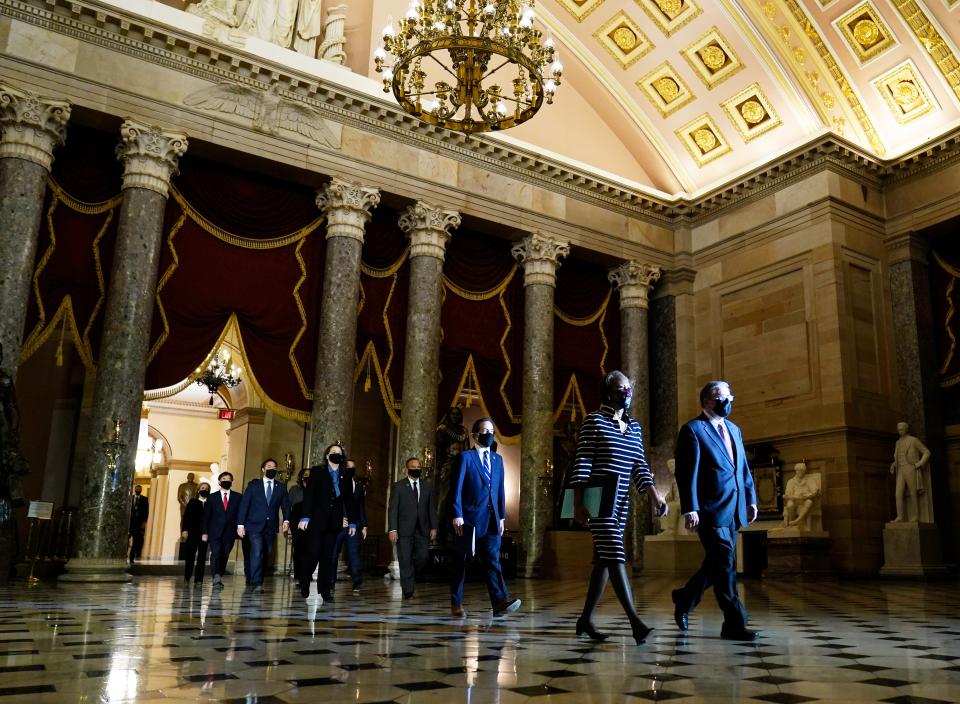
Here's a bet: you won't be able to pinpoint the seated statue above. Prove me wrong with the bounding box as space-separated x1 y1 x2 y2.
780 462 821 532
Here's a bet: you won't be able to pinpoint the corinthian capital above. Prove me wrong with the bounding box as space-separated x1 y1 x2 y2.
116 121 188 197
316 178 381 241
608 261 662 309
512 232 570 287
398 201 461 259
0 83 71 170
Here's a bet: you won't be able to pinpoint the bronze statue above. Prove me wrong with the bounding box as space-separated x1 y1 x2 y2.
435 405 467 530
177 473 199 517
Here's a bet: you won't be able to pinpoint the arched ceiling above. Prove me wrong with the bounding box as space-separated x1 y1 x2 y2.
361 0 960 196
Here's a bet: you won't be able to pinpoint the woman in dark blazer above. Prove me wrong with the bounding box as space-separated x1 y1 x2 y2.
571 371 667 644
288 467 310 591
296 443 356 600
181 481 211 586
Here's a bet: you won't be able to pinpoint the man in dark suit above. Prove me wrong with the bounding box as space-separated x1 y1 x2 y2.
335 459 367 594
237 458 290 593
128 485 149 564
672 380 759 641
181 481 210 586
388 457 437 600
449 417 521 618
202 470 243 590
297 443 357 601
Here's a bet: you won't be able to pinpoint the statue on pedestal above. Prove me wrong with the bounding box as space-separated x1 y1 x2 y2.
658 459 685 535
780 462 821 532
177 473 199 517
435 405 467 528
890 421 933 523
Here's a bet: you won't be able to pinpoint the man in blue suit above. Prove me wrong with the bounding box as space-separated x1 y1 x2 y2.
672 380 759 641
237 458 290 593
449 417 521 618
202 470 243 590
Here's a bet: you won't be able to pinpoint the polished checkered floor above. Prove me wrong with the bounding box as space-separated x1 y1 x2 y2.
0 573 958 703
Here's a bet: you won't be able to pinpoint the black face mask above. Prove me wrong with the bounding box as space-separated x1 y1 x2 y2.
198 489 210 498
329 452 344 466
408 468 422 479
342 468 355 480
220 480 232 490
609 388 632 410
476 432 494 448
264 469 277 479
714 398 733 417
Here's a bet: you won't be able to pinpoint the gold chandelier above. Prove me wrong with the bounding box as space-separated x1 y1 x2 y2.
374 0 562 133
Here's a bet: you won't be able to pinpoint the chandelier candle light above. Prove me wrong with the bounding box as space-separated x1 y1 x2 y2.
195 348 242 405
374 0 562 132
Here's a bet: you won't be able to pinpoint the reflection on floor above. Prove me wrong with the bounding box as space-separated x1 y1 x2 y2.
0 574 958 703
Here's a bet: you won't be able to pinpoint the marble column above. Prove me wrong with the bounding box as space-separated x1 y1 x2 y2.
512 232 569 578
608 261 661 574
309 179 380 465
0 84 70 378
396 201 461 478
61 122 187 583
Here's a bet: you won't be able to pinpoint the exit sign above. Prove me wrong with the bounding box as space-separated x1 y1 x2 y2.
218 409 236 420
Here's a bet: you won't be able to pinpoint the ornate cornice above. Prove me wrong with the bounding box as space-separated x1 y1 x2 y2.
512 232 570 288
0 82 70 169
116 120 188 196
608 262 662 310
316 178 380 242
398 202 461 260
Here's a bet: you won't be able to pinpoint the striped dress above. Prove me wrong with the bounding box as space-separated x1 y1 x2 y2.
569 404 655 563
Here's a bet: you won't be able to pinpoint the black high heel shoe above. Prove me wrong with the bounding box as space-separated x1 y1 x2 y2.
575 617 609 642
631 622 653 645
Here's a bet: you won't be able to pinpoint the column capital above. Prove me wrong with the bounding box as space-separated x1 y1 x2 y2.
316 178 381 241
511 232 570 287
608 261 662 310
398 201 461 259
116 120 188 197
885 231 931 266
0 83 71 170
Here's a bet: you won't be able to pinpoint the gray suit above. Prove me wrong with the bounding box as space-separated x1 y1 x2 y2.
388 477 437 596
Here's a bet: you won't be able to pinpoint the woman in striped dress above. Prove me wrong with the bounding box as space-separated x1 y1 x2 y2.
571 370 667 644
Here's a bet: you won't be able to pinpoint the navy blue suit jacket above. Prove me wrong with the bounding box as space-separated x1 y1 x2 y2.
237 478 290 535
675 414 757 529
450 447 506 539
202 489 243 540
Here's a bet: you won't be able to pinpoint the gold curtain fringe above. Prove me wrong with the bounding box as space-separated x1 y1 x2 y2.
46 178 122 213
354 341 401 427
361 248 409 277
19 297 96 370
447 355 520 445
146 213 187 366
288 238 312 400
555 289 612 326
442 265 517 300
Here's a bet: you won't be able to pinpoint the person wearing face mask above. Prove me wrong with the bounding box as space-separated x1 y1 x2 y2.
448 417 521 618
672 380 759 641
237 458 291 593
570 370 667 645
128 485 149 564
388 457 437 600
181 481 211 587
288 467 310 589
333 459 367 594
297 444 357 601
202 471 243 590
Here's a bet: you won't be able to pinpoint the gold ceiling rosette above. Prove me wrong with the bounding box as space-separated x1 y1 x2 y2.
374 0 562 133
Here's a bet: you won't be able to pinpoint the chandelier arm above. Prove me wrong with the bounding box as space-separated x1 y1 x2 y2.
425 51 460 80
480 57 514 81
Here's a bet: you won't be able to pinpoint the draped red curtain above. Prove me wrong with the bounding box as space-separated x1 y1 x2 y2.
931 239 960 424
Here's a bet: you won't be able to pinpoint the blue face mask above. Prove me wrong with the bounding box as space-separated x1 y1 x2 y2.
714 398 733 417
476 432 494 448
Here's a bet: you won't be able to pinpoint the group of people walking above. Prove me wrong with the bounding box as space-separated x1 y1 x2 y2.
176 369 759 642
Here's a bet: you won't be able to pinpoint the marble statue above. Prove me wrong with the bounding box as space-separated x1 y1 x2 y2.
177 473 199 517
781 462 821 531
435 405 467 530
315 4 348 63
890 421 933 523
659 459 685 535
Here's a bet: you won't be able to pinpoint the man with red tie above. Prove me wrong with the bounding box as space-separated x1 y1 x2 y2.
202 470 243 590
672 381 759 641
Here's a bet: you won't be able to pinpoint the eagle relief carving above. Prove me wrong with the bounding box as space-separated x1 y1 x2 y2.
182 83 342 148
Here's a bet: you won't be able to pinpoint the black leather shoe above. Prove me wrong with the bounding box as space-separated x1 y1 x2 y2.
320 592 334 603
492 598 521 616
721 626 759 641
402 592 414 600
671 589 689 631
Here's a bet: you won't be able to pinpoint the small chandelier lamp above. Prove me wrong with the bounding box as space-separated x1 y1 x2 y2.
374 0 562 133
195 348 242 405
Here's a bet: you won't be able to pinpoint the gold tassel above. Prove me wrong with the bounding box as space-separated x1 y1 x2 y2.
364 355 372 393
55 314 66 367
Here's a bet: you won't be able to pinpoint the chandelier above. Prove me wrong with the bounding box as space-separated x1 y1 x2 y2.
374 0 562 133
195 348 242 405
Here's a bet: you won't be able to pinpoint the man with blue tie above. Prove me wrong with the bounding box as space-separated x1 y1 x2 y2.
237 458 291 593
449 417 521 618
672 381 759 641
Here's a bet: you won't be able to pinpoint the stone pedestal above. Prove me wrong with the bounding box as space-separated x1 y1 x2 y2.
512 233 569 578
766 531 832 578
642 533 703 576
880 522 950 577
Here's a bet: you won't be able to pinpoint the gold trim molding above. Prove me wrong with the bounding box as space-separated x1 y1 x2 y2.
676 113 732 166
634 0 702 37
834 1 898 66
888 0 960 103
873 60 937 124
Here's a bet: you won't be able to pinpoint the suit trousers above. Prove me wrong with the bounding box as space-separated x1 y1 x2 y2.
676 524 748 629
303 529 339 596
208 537 235 579
333 529 363 587
449 517 508 607
246 531 275 586
129 528 145 561
183 538 208 582
397 532 428 595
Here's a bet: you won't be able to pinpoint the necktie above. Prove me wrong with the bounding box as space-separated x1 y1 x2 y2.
223 492 228 510
413 480 419 505
266 481 273 504
717 423 734 462
481 450 491 484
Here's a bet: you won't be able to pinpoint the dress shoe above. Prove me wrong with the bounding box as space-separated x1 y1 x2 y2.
213 575 223 586
254 584 264 594
720 626 759 641
213 581 224 591
671 589 689 631
320 592 334 602
575 617 608 642
402 592 414 600
631 622 653 645
299 586 310 599
492 598 521 616
450 604 466 618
